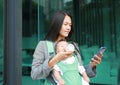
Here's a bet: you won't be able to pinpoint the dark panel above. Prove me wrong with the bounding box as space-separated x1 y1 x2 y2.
3 0 22 85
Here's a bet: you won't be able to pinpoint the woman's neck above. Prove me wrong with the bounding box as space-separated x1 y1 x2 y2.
56 37 65 43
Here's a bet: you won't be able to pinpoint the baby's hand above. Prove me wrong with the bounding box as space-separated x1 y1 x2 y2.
58 79 65 85
84 76 90 83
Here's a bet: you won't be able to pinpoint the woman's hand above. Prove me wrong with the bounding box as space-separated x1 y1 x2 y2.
56 51 73 61
48 51 73 67
90 53 102 69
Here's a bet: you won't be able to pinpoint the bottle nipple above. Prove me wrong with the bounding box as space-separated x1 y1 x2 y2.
66 44 75 52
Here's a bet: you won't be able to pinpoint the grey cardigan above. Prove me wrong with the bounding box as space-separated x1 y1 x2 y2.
31 41 96 80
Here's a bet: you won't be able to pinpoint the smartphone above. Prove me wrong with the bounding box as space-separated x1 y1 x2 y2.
92 47 106 62
97 47 106 54
96 47 106 57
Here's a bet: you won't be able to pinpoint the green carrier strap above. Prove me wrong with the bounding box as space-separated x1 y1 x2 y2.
44 41 55 85
46 41 55 56
45 41 83 85
46 41 82 63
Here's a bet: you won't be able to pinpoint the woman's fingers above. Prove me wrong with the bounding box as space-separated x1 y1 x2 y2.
91 55 102 67
97 52 103 58
94 55 102 61
91 58 100 64
57 51 73 60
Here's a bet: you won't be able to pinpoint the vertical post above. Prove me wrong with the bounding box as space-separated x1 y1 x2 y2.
73 0 80 42
3 0 22 85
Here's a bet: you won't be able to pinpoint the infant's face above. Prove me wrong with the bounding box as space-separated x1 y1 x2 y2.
57 41 68 52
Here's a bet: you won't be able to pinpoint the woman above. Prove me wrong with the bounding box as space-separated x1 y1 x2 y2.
31 10 102 85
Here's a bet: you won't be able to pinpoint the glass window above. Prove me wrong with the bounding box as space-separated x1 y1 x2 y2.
37 0 74 41
22 0 38 84
76 0 120 84
22 0 120 85
0 0 3 85
22 0 74 85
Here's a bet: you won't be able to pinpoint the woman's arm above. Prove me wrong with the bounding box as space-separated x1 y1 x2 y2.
31 41 53 80
85 54 102 78
48 51 73 68
31 41 73 80
84 63 96 78
72 42 102 78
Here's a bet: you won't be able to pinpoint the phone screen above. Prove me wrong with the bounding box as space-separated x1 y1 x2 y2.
96 47 106 56
92 47 106 61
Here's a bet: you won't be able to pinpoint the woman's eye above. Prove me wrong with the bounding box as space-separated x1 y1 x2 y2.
64 23 67 25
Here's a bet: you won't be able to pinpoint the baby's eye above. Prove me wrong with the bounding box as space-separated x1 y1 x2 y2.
69 24 72 26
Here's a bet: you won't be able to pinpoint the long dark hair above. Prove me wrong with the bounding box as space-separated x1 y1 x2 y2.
45 10 74 42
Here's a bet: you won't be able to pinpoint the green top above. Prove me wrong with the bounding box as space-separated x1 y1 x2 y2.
57 57 82 85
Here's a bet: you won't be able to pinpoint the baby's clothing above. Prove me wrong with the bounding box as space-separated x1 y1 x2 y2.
61 56 75 64
53 56 89 85
53 56 85 75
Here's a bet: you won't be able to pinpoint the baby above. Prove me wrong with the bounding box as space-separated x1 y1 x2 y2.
53 40 90 85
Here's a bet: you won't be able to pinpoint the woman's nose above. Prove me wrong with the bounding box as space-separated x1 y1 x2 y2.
67 25 71 30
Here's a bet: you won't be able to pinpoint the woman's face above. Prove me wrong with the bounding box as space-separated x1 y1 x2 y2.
58 15 72 40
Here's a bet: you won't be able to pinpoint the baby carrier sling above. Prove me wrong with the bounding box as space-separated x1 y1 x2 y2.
45 41 83 85
44 41 56 85
46 41 55 56
46 41 82 63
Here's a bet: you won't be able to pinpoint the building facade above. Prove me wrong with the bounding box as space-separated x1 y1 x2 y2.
0 0 120 85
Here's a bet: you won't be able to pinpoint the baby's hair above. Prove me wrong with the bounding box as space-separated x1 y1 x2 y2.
55 39 67 53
